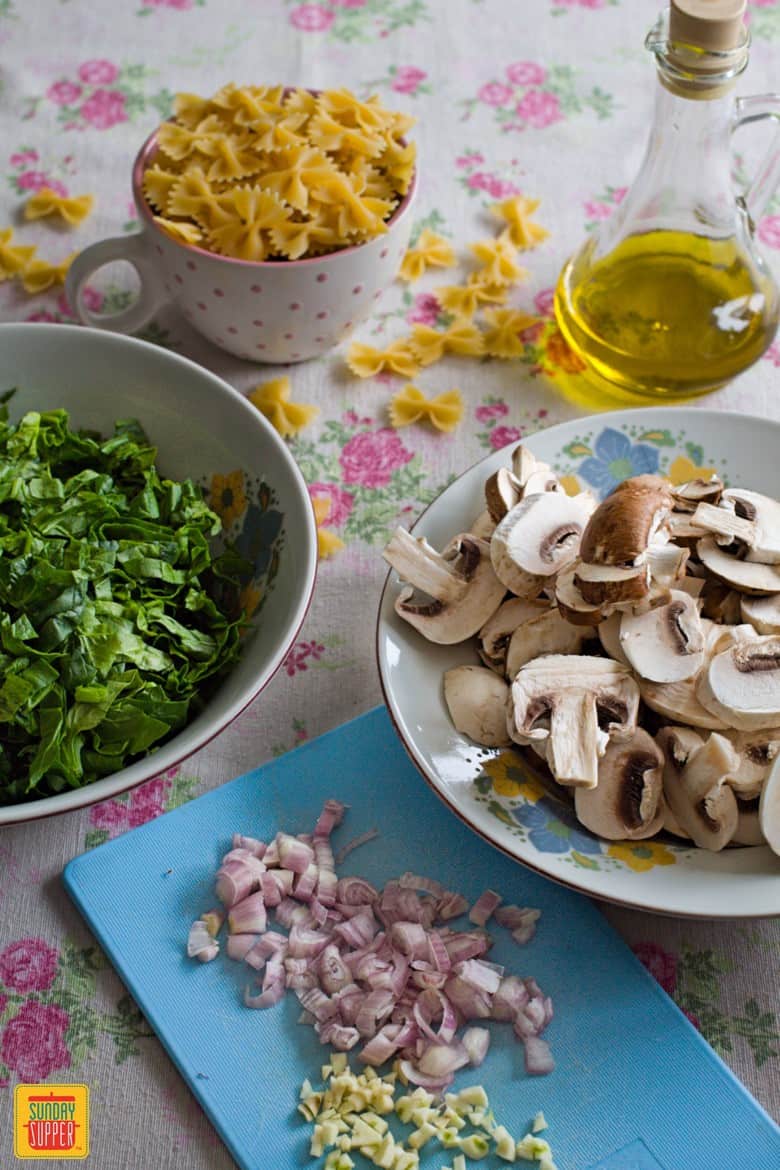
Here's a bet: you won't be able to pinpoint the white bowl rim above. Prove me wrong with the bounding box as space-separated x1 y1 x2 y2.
376 404 780 920
0 322 318 825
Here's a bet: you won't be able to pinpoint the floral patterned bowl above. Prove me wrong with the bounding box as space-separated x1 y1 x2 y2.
0 323 317 825
377 407 780 918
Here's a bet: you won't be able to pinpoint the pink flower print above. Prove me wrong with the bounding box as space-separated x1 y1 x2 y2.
392 66 427 95
308 483 354 528
290 3 335 30
1 1002 71 1083
79 88 128 130
632 941 678 995
758 215 780 249
0 994 7 1016
126 776 172 828
478 82 513 107
17 170 55 192
146 0 195 6
89 800 128 832
534 288 555 317
490 425 522 450
516 89 563 129
26 310 60 323
340 429 413 488
456 151 484 169
58 285 101 316
506 62 546 87
284 640 325 676
331 0 367 7
78 60 119 85
585 200 612 220
764 341 780 368
475 402 509 423
613 187 627 203
10 150 39 167
407 292 440 326
682 1008 701 1030
47 81 83 107
0 939 59 994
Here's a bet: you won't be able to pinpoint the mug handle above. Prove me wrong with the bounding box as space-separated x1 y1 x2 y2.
733 94 780 223
65 232 168 334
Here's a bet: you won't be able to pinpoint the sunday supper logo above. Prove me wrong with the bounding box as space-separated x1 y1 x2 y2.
13 1085 89 1159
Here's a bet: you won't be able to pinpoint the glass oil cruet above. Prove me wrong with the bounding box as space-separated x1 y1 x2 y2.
554 0 780 400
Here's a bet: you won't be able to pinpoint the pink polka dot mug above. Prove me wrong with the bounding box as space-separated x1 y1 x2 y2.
65 129 417 363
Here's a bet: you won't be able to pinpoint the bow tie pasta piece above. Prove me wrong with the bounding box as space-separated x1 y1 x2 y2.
248 377 319 438
399 230 456 283
444 321 484 357
0 229 36 281
469 237 529 287
153 217 204 246
482 307 538 359
143 166 181 214
346 339 420 379
436 285 482 320
208 188 291 261
320 89 394 133
466 273 510 303
168 168 227 229
252 113 310 153
491 196 550 250
205 137 266 184
378 138 416 195
269 219 339 261
389 384 465 432
308 111 385 159
283 88 319 119
409 322 484 366
23 189 94 227
261 147 338 212
156 121 202 162
21 252 74 294
312 499 345 560
173 91 212 127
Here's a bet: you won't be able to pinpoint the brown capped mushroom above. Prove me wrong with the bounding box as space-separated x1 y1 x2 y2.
579 475 673 567
505 607 591 680
383 528 505 644
478 597 550 674
443 666 512 748
574 729 665 840
574 560 650 607
671 476 723 512
554 565 606 627
510 655 639 788
697 635 780 730
490 491 594 598
740 593 780 635
656 729 739 851
485 467 522 524
618 590 705 683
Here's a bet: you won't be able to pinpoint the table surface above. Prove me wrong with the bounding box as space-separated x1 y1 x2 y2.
0 1 779 1165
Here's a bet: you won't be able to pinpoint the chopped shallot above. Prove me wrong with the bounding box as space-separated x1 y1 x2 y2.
186 798 549 1092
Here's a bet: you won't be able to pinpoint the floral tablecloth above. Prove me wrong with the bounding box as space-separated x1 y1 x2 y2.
1 0 780 1163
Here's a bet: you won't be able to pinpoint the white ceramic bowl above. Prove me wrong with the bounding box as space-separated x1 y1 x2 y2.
65 129 417 364
378 407 780 919
0 323 317 825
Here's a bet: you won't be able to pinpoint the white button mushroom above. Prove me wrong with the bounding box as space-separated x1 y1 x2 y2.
505 607 592 680
478 597 550 675
740 593 780 635
491 492 595 599
443 666 512 748
697 635 780 731
618 590 705 683
574 729 665 840
656 729 739 851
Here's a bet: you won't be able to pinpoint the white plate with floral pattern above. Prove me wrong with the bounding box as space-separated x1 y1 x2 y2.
377 407 780 919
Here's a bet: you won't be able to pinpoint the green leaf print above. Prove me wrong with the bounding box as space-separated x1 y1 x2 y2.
487 799 514 827
105 994 155 1064
409 209 448 246
84 828 110 851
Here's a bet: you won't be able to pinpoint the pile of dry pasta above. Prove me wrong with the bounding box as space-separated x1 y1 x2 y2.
141 84 416 261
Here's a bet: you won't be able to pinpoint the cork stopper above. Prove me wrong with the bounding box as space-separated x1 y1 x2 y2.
669 0 746 55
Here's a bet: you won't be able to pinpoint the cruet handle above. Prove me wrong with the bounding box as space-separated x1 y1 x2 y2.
733 94 780 222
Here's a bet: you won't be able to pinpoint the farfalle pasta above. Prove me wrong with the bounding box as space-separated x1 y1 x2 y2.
398 229 456 282
24 189 94 228
481 307 538 359
491 195 549 250
346 339 420 379
389 384 464 433
21 253 74 294
247 377 319 437
140 84 416 261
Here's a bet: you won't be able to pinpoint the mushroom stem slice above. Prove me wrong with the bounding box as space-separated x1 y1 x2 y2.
443 666 512 748
383 527 469 604
697 635 780 731
646 542 690 587
671 476 723 512
724 489 780 565
510 655 639 788
574 729 665 840
692 500 757 549
618 590 705 683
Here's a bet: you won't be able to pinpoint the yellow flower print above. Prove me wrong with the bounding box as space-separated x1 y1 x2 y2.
668 455 719 487
559 474 582 497
607 841 677 872
483 751 546 802
210 470 248 529
239 581 263 619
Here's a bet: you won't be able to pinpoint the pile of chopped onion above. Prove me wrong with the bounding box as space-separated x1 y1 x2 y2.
186 799 553 1093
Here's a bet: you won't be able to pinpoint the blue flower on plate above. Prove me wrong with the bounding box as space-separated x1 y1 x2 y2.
578 428 660 497
512 798 603 856
236 502 283 579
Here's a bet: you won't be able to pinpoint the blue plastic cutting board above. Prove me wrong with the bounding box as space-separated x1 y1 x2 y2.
64 707 780 1170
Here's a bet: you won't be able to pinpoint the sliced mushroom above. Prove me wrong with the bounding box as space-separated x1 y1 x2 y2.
663 802 692 840
470 509 497 540
676 574 706 601
443 666 512 747
697 536 780 595
758 753 780 857
478 597 550 674
640 679 730 730
697 635 780 730
574 560 650 606
574 730 665 840
740 593 780 635
384 528 505 644
646 542 690 588
510 445 558 492
732 799 765 846
598 612 630 666
510 655 639 788
554 565 606 626
618 590 705 683
719 489 780 564
721 728 780 800
490 491 594 598
579 475 673 567
505 607 591 680
671 476 723 512
485 467 522 523
656 728 739 851
700 579 744 625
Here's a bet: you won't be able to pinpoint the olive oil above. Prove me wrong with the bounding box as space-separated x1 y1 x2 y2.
555 229 779 399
